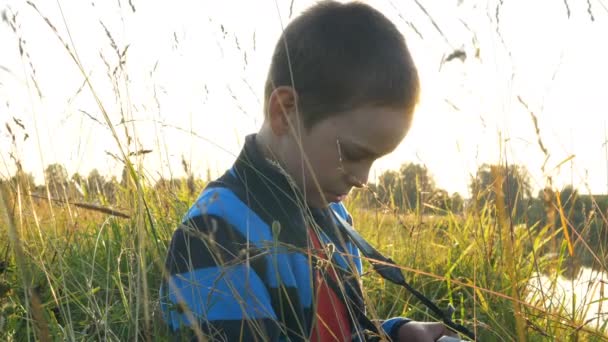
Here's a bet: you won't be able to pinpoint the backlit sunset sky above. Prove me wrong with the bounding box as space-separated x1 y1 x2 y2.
1 0 607 196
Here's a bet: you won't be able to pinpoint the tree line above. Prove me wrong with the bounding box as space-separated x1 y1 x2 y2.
354 162 608 268
3 162 607 261
4 162 608 219
0 163 201 206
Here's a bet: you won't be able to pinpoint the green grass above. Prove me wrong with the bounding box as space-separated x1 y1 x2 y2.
0 177 606 341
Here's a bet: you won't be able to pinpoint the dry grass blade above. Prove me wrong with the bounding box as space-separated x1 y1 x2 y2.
30 193 131 218
412 0 451 46
555 190 575 257
518 96 548 158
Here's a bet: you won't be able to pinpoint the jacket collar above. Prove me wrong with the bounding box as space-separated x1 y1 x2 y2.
213 134 345 247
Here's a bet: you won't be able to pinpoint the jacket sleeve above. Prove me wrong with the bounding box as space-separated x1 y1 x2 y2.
382 317 412 341
160 214 280 341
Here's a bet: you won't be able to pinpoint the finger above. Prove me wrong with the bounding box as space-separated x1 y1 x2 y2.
436 336 462 342
423 322 453 340
443 327 459 337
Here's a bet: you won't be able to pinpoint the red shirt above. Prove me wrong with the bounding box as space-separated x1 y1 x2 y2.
309 228 352 342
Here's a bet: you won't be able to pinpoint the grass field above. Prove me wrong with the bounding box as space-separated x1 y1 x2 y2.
0 174 606 341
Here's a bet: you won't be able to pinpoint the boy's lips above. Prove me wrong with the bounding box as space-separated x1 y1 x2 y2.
326 191 348 202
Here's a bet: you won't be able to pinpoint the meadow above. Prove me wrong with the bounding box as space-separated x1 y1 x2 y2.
0 168 607 341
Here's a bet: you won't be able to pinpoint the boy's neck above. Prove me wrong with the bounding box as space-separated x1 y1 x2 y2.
255 126 279 165
254 128 313 206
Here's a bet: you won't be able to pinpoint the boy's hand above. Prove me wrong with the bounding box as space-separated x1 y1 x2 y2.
397 321 459 342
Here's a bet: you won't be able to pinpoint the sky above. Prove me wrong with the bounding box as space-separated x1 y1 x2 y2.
1 0 608 197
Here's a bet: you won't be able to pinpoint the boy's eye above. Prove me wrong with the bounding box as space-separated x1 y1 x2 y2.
342 148 366 162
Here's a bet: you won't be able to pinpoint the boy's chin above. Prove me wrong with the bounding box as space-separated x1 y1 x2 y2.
324 192 347 203
306 198 328 209
307 193 346 208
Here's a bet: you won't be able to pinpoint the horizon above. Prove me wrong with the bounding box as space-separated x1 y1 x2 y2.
2 0 608 198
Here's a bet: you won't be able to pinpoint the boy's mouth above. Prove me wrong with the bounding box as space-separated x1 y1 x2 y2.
326 191 348 202
335 194 347 202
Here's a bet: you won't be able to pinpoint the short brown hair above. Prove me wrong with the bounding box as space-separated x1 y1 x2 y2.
264 1 420 129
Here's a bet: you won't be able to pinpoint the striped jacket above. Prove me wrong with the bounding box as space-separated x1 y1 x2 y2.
160 134 409 341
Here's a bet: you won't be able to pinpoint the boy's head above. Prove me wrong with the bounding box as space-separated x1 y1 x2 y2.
260 0 420 208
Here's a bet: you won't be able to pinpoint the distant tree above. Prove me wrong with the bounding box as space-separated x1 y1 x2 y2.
400 163 436 211
450 192 464 213
103 176 119 204
376 163 436 211
121 165 130 187
559 186 580 213
377 169 400 206
1 172 36 200
558 185 585 229
87 169 106 198
71 173 84 184
10 171 36 191
367 183 381 208
526 191 545 227
535 186 608 266
349 183 380 209
44 163 69 198
429 189 450 213
155 178 184 193
470 164 532 222
69 173 85 199
45 163 68 184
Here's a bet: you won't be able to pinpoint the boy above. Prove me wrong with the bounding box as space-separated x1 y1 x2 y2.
161 1 457 341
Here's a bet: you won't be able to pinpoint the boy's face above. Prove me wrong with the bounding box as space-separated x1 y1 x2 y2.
279 104 412 208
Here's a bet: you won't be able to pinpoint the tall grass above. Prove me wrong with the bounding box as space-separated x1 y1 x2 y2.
1 174 607 340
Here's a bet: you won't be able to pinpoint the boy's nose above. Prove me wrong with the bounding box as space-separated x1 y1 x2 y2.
348 176 364 188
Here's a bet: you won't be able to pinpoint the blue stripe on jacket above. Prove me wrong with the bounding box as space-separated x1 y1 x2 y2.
164 265 276 326
184 187 273 247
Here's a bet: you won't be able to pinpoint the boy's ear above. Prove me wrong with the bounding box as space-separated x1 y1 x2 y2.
267 86 298 136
